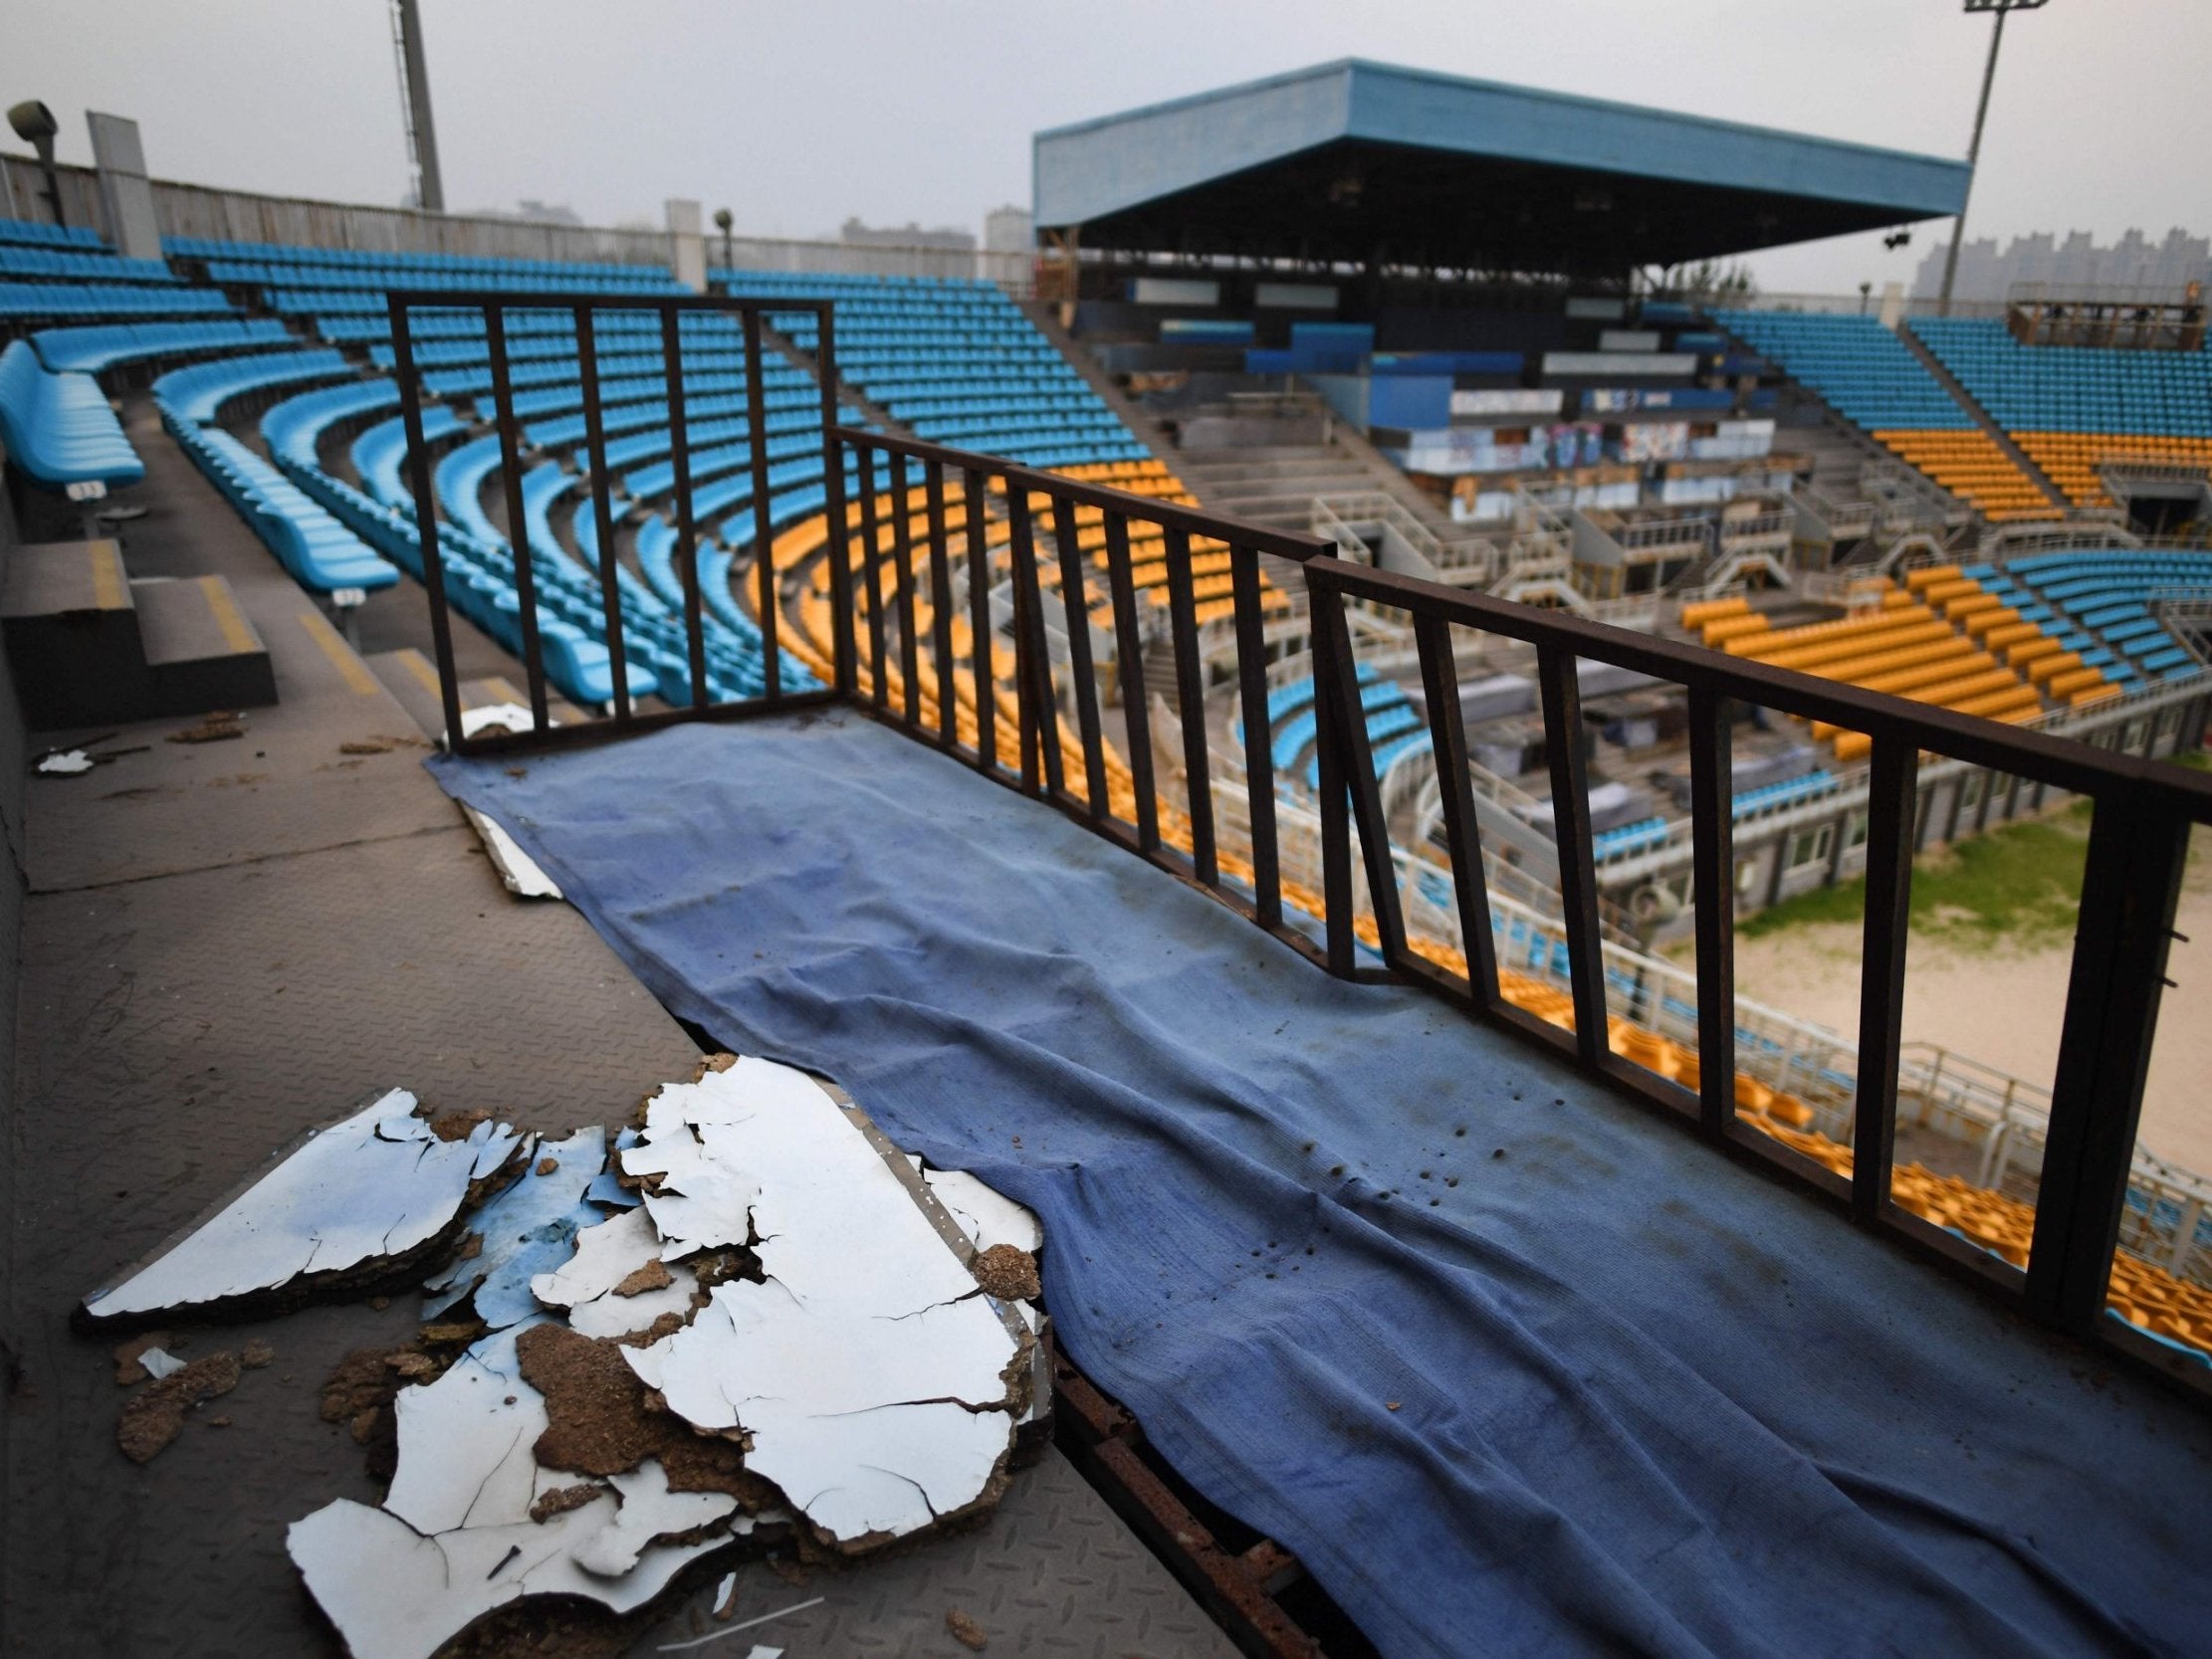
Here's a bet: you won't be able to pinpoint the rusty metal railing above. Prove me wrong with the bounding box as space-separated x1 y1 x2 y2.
389 289 2212 1399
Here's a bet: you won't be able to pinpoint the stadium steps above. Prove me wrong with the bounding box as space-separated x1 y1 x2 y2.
1171 445 1382 531
366 646 586 741
1018 300 1177 459
1895 326 2069 510
1 537 274 726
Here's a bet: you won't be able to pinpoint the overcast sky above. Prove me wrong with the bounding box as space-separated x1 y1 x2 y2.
15 0 2212 292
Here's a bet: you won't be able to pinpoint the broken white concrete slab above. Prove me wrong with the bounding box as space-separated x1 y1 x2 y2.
585 1126 643 1208
568 1465 741 1578
622 1060 1021 1546
424 1127 604 1329
529 1205 701 1341
291 1478 730 1659
456 702 543 740
620 1061 817 1258
137 1347 186 1381
923 1168 1042 1256
85 1090 527 1322
460 803 562 900
382 1320 567 1535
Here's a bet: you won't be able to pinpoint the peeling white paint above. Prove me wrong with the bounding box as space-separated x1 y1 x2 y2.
424 1128 605 1330
382 1320 570 1536
585 1127 644 1209
622 1061 1020 1545
457 703 544 739
137 1347 186 1380
35 749 95 775
460 804 562 901
85 1092 526 1322
290 1482 729 1659
568 1465 741 1579
922 1168 1042 1256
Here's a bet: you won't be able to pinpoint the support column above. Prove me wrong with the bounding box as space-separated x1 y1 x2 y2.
666 198 707 293
85 113 160 259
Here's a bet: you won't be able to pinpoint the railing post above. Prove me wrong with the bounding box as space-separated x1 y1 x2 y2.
2025 797 2190 1330
482 303 551 731
741 306 780 701
1536 643 1609 1066
573 304 633 724
1687 685 1736 1135
1311 566 1406 967
385 293 466 751
816 311 855 697
1161 525 1217 887
1853 734 1918 1221
658 304 709 709
1412 612 1498 1005
1229 544 1281 930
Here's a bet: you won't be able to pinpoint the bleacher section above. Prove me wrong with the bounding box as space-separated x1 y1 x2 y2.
716 270 1147 471
1686 574 2095 763
1243 666 1431 791
1712 310 2057 522
1996 550 2212 686
31 317 297 374
1909 317 2212 511
0 215 106 250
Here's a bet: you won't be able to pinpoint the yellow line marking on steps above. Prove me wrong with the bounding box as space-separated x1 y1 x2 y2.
197 577 260 654
297 608 381 695
395 648 441 695
90 542 126 610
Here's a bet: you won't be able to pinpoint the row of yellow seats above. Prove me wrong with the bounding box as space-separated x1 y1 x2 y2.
2013 433 2212 508
1717 598 1930 658
1875 431 2061 518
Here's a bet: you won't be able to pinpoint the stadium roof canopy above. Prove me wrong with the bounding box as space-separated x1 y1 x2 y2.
1033 60 1972 275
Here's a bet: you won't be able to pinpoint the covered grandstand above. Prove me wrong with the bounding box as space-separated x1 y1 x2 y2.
3 60 2212 1659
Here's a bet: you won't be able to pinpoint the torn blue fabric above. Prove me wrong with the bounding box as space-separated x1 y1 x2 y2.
432 714 2212 1659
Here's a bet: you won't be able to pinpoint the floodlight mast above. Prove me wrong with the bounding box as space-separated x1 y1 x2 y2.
1938 0 2051 315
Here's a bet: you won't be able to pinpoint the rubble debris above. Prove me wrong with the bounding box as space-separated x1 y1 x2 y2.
461 803 563 900
531 1484 603 1524
241 1340 276 1369
584 1128 645 1209
922 1169 1042 1256
622 1060 1024 1548
289 1480 732 1659
112 1331 172 1384
385 1321 591 1536
970 1244 1040 1303
711 1572 739 1620
424 1128 605 1330
166 713 245 743
613 1259 672 1298
339 739 395 755
34 748 95 775
458 703 542 740
530 1207 704 1342
83 1089 527 1323
946 1608 990 1651
137 1347 188 1381
117 1350 241 1464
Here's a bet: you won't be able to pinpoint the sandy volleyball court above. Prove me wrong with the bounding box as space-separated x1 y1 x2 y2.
1727 836 2212 1175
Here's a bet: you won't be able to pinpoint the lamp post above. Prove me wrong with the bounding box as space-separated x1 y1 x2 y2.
1937 0 2051 316
6 102 66 228
713 207 734 276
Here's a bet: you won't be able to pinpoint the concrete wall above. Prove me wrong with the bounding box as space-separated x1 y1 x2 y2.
0 479 26 1147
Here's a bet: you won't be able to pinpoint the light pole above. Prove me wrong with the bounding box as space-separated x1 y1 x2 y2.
713 207 734 275
1937 0 2051 316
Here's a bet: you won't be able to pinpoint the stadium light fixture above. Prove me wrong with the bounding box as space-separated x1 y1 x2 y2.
1939 0 2053 315
7 100 66 228
714 207 734 272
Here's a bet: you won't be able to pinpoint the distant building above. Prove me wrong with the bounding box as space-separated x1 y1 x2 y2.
840 216 975 252
467 198 587 227
984 205 1032 254
1912 228 2210 300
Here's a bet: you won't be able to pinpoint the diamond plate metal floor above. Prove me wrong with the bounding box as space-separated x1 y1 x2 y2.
2 415 1241 1659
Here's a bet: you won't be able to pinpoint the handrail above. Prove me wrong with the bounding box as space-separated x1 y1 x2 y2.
388 286 2212 1399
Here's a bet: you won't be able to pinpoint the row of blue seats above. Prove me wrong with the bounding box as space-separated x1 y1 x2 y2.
210 261 681 293
1732 769 1837 818
1711 311 1972 433
2004 550 2206 681
170 237 673 281
0 217 106 250
419 350 779 393
1594 817 1671 862
0 283 235 318
0 339 143 489
160 408 396 594
0 247 178 283
1912 318 2212 436
150 348 351 425
33 317 298 374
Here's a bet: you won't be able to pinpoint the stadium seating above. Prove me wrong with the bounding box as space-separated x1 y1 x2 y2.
0 282 236 319
0 337 144 489
1910 317 2212 511
716 270 1147 471
0 216 108 250
31 317 298 374
160 416 397 594
149 348 352 425
1712 311 2058 521
1999 549 2211 686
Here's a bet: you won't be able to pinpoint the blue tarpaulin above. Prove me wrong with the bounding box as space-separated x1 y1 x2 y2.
432 714 2212 1659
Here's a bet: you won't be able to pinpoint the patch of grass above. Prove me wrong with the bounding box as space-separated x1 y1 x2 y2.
2173 747 2210 773
1739 807 2092 947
